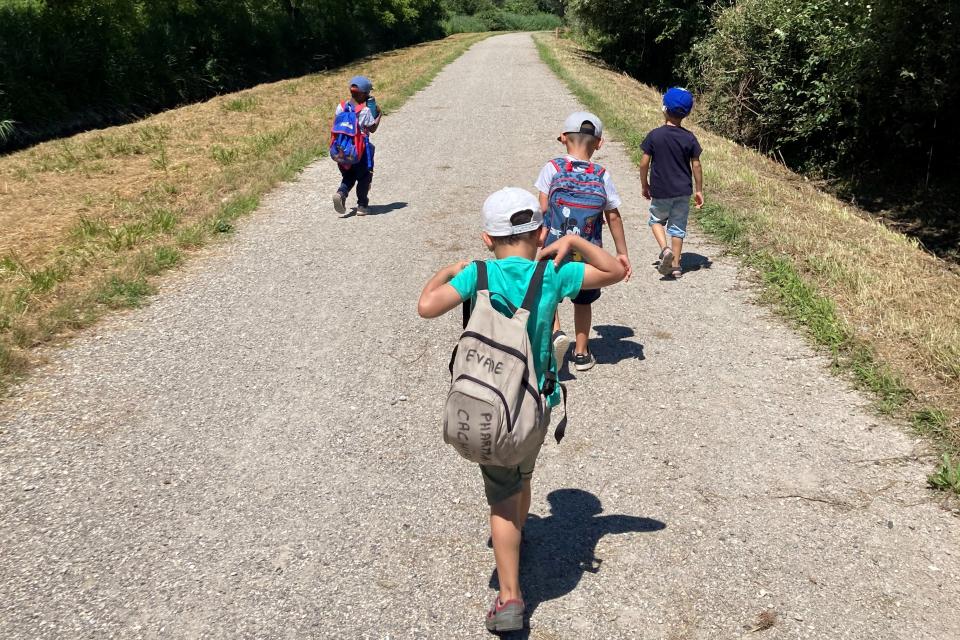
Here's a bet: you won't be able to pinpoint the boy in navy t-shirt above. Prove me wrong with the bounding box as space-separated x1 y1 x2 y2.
639 87 704 278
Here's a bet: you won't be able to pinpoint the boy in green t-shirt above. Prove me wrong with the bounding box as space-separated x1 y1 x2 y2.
418 187 625 633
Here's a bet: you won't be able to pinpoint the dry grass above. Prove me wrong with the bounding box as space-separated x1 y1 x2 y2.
535 34 960 447
0 33 489 388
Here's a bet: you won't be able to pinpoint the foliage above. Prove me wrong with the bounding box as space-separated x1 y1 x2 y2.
569 0 721 88
929 453 960 494
0 0 446 149
444 10 562 33
688 0 960 184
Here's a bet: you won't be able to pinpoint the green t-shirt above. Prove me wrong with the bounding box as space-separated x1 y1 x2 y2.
449 257 585 407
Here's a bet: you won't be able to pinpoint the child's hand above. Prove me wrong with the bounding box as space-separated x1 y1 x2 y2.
617 254 632 282
694 191 704 209
642 185 651 200
448 260 470 278
539 236 575 266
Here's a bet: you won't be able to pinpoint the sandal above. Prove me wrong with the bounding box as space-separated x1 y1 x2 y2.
485 597 525 632
657 248 675 276
671 266 683 278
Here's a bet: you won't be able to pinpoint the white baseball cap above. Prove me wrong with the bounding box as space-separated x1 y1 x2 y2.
559 111 603 141
482 188 543 237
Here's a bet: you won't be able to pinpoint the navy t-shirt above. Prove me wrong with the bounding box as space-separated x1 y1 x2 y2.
640 125 703 199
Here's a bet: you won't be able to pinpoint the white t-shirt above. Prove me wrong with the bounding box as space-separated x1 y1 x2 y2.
335 101 376 134
534 155 622 211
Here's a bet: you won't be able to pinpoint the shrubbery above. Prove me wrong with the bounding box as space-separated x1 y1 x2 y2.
573 0 960 192
0 0 446 149
442 0 564 34
569 0 718 88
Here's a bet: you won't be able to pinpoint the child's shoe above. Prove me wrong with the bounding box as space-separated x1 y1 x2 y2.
573 350 595 371
485 597 525 632
656 248 675 276
356 205 369 216
332 192 346 215
552 330 570 368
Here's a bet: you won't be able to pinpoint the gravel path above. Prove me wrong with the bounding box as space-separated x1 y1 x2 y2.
2 34 959 640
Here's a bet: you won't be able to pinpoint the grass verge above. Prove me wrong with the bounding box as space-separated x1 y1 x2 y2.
535 33 960 492
0 32 490 392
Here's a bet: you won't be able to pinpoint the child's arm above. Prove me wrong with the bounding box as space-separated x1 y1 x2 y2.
540 236 625 289
691 157 704 208
639 153 652 200
603 208 632 281
538 191 548 213
417 261 469 318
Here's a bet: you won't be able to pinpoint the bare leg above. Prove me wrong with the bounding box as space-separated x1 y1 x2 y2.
651 222 668 250
490 494 523 602
671 236 683 268
553 310 561 333
573 303 592 354
518 479 532 531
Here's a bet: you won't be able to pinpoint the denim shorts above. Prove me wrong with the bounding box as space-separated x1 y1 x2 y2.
648 196 690 238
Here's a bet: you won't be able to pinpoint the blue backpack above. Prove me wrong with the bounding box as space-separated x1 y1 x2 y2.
329 101 367 167
544 157 608 260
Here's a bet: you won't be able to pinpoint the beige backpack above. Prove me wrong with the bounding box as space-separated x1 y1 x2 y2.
444 260 564 467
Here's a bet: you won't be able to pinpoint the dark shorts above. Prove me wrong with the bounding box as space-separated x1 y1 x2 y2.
571 287 601 305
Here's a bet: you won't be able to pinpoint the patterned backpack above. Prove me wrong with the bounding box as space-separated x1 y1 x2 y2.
329 101 366 167
544 157 608 261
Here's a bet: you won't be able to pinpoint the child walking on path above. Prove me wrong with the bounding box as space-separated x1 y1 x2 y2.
535 112 632 372
640 87 704 278
417 188 625 633
331 75 381 216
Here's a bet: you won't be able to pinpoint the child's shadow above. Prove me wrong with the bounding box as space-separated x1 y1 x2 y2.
489 489 666 637
592 325 645 365
680 252 712 272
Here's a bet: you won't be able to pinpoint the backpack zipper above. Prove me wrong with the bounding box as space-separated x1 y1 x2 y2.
455 374 513 433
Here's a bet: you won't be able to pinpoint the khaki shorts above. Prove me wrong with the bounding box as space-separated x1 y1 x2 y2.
479 407 551 506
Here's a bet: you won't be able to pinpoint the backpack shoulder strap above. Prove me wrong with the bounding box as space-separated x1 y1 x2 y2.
518 259 549 314
461 260 488 329
550 157 565 172
475 260 488 291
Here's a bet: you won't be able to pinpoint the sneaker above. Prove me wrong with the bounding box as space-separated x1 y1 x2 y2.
356 205 369 216
332 193 346 215
552 330 570 368
485 597 525 633
573 351 595 371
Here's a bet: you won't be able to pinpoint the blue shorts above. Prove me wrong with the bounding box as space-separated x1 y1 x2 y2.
648 196 690 239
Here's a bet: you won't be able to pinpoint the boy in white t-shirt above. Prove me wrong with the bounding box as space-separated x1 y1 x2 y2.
332 76 381 216
534 112 632 371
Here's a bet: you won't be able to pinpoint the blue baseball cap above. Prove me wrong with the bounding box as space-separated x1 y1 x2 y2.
663 87 694 116
349 75 373 93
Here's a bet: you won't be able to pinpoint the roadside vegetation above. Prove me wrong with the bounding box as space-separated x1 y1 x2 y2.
568 0 959 262
443 0 563 34
0 0 447 150
535 33 960 491
0 33 489 391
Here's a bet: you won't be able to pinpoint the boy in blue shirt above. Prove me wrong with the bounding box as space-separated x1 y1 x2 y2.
640 87 704 278
418 187 625 633
332 76 381 216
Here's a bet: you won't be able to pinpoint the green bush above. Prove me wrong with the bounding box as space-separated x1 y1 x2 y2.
444 10 562 33
688 0 960 185
0 0 446 149
688 0 868 171
569 0 719 88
